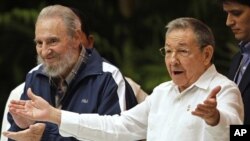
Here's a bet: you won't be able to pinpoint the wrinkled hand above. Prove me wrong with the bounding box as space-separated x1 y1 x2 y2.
9 105 35 129
192 86 221 126
2 123 45 141
9 89 37 128
9 88 55 122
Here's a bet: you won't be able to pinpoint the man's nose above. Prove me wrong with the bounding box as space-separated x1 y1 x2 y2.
40 45 52 56
226 14 234 27
169 51 178 64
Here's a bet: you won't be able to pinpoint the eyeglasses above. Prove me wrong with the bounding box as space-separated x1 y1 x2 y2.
159 47 191 58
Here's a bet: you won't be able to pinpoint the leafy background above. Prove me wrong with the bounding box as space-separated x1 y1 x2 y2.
0 0 239 132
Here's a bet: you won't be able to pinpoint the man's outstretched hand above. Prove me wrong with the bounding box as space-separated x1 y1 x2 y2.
192 86 221 126
8 88 61 125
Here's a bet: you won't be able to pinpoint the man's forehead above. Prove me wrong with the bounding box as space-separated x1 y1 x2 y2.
166 29 194 41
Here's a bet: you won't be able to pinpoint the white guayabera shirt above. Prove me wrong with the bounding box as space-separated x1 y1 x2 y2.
59 65 244 141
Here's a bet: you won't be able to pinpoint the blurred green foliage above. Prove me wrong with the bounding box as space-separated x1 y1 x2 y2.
0 0 239 131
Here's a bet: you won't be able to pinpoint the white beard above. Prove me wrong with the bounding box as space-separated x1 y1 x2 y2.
37 47 78 77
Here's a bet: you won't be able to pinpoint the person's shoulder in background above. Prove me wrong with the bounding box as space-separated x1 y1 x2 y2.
125 77 148 103
1 82 25 141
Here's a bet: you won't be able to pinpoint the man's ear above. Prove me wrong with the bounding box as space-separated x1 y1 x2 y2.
203 45 213 65
73 30 83 49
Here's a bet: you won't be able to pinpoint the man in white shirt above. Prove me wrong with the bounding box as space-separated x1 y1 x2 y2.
3 17 244 141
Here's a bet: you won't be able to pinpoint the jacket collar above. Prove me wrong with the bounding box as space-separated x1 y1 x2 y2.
239 41 250 54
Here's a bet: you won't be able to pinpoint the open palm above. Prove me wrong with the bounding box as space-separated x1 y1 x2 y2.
15 88 53 122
